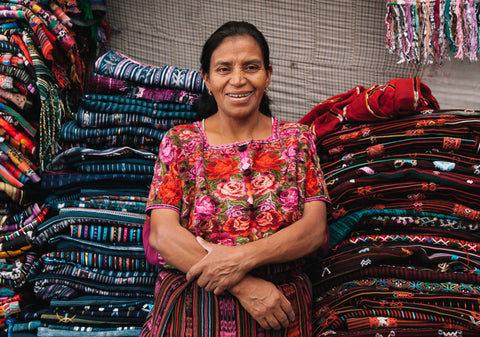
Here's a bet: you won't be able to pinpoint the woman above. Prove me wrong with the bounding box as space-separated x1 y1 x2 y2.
141 21 330 337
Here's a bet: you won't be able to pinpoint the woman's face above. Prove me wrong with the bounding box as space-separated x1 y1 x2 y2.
203 34 272 120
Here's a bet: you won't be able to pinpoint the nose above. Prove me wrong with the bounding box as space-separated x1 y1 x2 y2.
230 67 246 85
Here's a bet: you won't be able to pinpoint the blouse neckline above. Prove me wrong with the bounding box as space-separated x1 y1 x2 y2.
196 117 279 149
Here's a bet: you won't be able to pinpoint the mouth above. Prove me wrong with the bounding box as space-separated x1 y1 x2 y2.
226 91 253 98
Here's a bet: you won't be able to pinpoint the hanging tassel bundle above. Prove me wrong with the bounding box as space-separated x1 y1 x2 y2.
386 0 480 64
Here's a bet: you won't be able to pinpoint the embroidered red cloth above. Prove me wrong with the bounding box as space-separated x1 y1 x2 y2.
299 77 439 140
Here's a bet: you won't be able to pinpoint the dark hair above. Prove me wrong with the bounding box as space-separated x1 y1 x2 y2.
193 21 272 119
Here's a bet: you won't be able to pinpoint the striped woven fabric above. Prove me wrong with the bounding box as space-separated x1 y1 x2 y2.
81 94 196 117
60 120 166 143
94 50 207 94
88 73 200 105
75 107 190 129
300 100 480 335
48 146 157 171
141 270 313 337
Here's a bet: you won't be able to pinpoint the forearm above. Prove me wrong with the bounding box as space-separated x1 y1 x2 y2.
239 200 328 271
149 209 206 273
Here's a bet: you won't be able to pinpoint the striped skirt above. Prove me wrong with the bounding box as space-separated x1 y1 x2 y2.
140 269 313 337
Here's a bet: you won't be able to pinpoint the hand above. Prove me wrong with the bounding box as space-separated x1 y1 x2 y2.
231 275 295 330
186 237 250 295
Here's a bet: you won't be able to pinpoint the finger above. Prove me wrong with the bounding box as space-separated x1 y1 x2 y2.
265 315 282 330
213 286 226 296
280 299 295 323
273 310 290 329
195 274 207 288
196 236 212 253
258 318 271 330
204 279 218 292
186 265 200 282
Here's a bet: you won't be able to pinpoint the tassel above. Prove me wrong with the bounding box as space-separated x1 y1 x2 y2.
424 0 432 63
465 0 478 61
437 1 447 59
385 3 396 54
406 1 414 62
455 0 465 59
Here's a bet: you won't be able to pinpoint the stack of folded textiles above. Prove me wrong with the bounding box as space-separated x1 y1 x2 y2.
30 50 206 337
300 78 480 336
0 1 104 335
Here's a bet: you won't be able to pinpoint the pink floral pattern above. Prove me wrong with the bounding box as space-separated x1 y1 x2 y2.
146 118 329 258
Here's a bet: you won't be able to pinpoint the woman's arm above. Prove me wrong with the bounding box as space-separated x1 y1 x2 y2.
148 207 295 330
148 208 206 273
187 200 328 294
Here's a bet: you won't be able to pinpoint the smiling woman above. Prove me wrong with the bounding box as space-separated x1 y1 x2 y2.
141 21 331 337
203 34 271 127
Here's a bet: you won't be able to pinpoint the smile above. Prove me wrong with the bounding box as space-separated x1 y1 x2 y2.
227 92 252 98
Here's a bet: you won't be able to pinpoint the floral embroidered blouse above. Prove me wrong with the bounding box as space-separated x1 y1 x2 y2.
144 118 330 266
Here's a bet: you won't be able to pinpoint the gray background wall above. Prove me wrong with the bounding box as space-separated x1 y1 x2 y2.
103 1 480 122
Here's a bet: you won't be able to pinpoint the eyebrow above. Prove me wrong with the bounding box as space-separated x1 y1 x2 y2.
213 59 263 67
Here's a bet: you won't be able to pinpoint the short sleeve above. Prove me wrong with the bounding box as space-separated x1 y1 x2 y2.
299 126 330 203
146 129 184 214
143 128 186 266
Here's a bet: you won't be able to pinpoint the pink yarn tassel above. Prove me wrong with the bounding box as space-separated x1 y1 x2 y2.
454 1 464 59
466 0 478 61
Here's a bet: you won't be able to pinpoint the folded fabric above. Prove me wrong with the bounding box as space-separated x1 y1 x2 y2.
39 171 153 190
321 136 479 163
330 199 480 223
34 208 146 246
60 120 166 143
335 232 480 253
0 203 44 233
321 148 480 174
48 146 156 171
329 179 480 210
75 107 190 129
39 257 156 287
317 110 480 151
49 295 152 308
352 213 480 240
63 141 159 154
32 277 154 300
73 160 154 175
0 253 38 288
37 326 142 337
321 277 480 299
88 72 200 105
58 197 146 214
48 235 145 255
324 155 480 186
299 77 439 140
81 94 196 117
325 208 469 250
94 50 206 93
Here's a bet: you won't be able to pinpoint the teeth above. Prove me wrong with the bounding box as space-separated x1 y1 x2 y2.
228 92 251 98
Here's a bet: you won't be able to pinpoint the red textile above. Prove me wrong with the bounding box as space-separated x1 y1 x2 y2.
299 77 439 140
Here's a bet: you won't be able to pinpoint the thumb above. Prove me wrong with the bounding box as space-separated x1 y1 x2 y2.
196 236 213 253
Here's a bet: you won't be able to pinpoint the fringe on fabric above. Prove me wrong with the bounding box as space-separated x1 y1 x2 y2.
385 0 480 64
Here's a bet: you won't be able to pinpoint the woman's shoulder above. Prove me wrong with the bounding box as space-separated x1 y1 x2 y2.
166 122 202 139
162 122 204 149
277 119 311 136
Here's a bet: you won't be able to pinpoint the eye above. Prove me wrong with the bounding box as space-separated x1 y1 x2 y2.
216 66 230 73
245 64 261 72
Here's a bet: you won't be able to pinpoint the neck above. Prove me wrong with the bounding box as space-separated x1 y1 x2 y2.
205 113 269 145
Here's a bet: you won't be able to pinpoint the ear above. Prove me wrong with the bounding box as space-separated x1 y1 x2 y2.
202 70 211 92
265 64 273 89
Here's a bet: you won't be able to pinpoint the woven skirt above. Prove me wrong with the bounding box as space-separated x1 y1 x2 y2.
140 269 313 337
